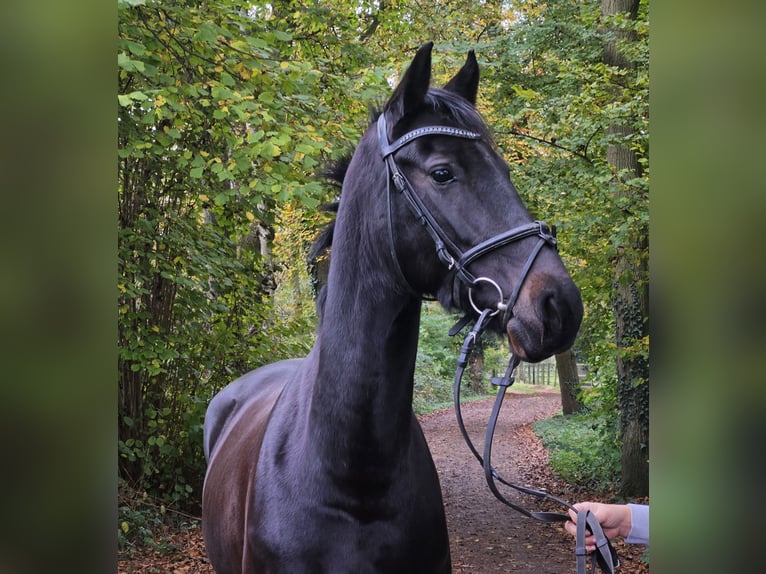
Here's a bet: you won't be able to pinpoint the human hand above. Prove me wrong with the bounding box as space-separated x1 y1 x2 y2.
563 502 631 553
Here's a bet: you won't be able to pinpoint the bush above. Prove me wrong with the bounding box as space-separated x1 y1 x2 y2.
118 502 167 557
117 479 198 557
413 304 507 414
118 396 208 512
533 412 621 494
413 306 461 414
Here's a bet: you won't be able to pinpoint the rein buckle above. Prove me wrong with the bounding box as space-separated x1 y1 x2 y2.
491 374 514 388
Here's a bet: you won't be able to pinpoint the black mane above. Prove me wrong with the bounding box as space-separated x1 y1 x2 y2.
307 156 346 266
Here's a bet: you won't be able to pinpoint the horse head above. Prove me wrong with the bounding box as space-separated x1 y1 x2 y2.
370 42 583 362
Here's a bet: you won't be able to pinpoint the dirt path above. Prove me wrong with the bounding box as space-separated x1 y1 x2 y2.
118 390 648 573
422 391 577 573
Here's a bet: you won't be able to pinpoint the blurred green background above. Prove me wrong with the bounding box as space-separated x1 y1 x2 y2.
1 1 766 573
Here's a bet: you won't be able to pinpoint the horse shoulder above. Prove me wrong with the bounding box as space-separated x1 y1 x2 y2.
202 358 302 574
203 358 302 461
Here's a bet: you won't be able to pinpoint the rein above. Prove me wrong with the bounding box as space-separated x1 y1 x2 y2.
452 313 619 574
377 113 619 573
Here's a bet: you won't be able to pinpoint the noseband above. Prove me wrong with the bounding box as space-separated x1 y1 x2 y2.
378 113 618 574
377 113 556 321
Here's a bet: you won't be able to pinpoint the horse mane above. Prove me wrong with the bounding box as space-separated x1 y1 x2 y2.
307 102 378 270
307 156 346 266
307 155 347 318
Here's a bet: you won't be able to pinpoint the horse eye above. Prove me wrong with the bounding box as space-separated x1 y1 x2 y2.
430 168 454 184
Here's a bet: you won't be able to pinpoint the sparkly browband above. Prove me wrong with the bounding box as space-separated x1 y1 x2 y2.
380 124 482 157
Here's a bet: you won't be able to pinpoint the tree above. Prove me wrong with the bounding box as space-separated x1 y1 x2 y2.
118 0 333 506
556 349 585 414
600 0 649 497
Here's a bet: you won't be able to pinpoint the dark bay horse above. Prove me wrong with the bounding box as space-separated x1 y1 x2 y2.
202 43 583 573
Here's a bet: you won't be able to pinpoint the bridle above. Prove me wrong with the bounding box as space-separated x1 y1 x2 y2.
378 113 619 573
378 113 555 321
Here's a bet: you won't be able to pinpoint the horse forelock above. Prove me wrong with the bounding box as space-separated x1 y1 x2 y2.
420 88 493 143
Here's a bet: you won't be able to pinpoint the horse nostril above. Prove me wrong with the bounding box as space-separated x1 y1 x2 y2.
539 290 564 335
537 281 582 342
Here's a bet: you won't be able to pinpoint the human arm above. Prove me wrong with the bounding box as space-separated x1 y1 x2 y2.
624 503 649 545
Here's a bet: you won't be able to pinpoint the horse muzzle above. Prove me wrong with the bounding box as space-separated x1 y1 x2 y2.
504 277 583 362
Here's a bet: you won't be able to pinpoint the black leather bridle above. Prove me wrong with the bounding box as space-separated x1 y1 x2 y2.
378 113 619 573
378 113 556 320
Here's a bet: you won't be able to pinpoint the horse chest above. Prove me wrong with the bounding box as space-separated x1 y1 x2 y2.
249 486 450 573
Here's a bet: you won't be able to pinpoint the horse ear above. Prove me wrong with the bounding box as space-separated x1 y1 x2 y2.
385 42 434 122
443 50 479 105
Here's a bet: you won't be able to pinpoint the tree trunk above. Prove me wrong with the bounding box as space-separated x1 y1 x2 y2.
613 235 649 497
601 0 649 498
468 339 485 394
556 349 585 414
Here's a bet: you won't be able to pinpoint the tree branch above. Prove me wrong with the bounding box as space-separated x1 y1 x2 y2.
499 128 594 163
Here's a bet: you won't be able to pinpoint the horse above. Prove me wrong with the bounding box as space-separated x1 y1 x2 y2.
201 42 583 574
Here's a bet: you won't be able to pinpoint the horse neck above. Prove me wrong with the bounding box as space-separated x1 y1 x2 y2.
308 193 423 472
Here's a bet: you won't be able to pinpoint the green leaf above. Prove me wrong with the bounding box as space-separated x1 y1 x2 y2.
127 90 148 101
220 72 235 87
190 154 205 168
258 92 275 104
120 39 146 57
194 23 219 45
117 52 145 73
273 30 293 42
260 142 281 158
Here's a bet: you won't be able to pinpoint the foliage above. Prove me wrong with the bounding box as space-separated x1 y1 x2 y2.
117 479 199 557
118 0 336 509
414 303 511 414
413 305 467 414
118 501 170 557
477 0 649 415
117 0 649 522
534 412 621 494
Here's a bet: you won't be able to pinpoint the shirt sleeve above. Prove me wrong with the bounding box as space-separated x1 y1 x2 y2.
625 503 649 545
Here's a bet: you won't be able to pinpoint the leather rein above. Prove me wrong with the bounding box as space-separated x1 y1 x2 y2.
452 314 618 574
378 113 618 573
